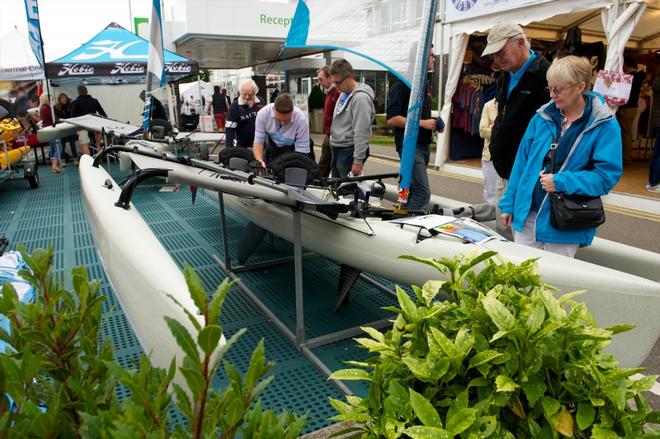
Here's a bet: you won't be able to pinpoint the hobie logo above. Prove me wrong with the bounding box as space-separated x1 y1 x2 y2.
57 63 94 76
110 63 145 74
73 40 147 61
165 62 191 74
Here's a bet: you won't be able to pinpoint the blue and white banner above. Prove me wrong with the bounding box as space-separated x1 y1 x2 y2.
23 0 45 67
146 0 165 91
144 0 166 131
284 0 423 87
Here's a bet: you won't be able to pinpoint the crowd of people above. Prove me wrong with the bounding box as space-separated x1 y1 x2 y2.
215 26 632 259
7 84 106 173
478 22 623 257
7 22 653 259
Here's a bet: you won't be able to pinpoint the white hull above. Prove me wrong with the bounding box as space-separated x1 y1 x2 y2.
117 152 660 367
37 122 79 143
78 155 216 375
207 188 660 368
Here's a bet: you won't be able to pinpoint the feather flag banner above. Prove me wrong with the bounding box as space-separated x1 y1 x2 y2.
144 0 166 131
23 0 45 67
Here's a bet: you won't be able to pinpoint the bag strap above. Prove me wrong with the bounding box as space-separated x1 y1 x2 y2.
549 136 558 174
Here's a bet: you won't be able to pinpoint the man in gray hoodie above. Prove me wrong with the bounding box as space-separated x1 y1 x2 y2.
329 59 375 177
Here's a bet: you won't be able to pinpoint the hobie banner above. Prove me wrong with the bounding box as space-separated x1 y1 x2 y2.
144 0 166 131
23 0 45 67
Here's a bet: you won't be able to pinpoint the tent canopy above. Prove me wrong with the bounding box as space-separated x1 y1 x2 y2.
433 0 659 168
46 23 199 84
0 27 44 81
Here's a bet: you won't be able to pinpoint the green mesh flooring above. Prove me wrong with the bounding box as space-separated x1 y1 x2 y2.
0 163 405 433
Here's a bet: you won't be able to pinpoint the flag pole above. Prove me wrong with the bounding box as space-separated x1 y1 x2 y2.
397 0 439 205
24 0 62 166
143 0 166 138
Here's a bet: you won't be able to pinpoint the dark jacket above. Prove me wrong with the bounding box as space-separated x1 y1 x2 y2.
71 95 107 118
653 75 660 130
225 98 264 147
386 79 433 152
54 102 72 122
211 92 230 113
490 51 551 179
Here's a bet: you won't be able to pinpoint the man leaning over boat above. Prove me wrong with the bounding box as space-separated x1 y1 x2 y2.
252 93 313 167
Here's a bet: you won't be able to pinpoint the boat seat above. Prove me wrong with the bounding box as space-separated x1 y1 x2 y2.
218 146 254 171
284 167 308 186
228 157 250 172
269 152 320 186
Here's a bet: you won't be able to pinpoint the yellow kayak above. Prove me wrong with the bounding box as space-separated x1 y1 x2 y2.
0 118 21 143
0 145 31 171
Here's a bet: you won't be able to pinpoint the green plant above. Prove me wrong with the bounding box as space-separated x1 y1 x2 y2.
0 246 306 438
329 252 660 438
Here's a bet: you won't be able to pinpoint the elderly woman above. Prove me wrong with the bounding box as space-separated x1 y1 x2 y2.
499 55 622 257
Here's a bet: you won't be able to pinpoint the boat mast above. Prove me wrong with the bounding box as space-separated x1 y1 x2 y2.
397 0 439 205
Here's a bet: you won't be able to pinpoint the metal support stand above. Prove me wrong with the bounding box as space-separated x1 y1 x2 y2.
212 192 396 396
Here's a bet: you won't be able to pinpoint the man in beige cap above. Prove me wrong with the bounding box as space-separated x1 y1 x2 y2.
482 22 550 233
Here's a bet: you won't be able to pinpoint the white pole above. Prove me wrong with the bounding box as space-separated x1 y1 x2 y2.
128 0 134 33
435 0 446 169
197 75 203 115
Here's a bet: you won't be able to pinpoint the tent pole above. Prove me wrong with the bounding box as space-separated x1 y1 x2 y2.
435 0 446 169
197 75 203 116
43 78 62 169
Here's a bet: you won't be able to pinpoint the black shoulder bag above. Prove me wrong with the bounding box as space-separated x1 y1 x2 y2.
548 141 605 230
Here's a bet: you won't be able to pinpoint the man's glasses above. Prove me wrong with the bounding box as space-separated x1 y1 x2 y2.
332 76 348 86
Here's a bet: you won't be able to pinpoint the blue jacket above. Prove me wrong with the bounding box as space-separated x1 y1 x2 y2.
499 92 622 246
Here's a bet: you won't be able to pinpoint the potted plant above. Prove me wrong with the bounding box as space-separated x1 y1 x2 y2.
330 252 660 438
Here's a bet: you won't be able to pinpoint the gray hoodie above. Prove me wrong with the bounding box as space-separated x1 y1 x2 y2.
330 83 375 164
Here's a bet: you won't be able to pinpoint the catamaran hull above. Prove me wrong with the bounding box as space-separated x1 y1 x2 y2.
207 189 660 368
78 155 213 375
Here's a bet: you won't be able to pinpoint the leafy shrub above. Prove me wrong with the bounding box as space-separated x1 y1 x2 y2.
329 252 660 438
0 246 306 438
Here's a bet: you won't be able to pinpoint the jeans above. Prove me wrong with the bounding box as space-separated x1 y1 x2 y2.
48 139 61 160
649 127 660 186
62 134 77 158
397 145 431 211
331 146 355 178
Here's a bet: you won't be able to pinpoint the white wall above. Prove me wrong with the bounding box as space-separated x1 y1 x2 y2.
168 0 296 43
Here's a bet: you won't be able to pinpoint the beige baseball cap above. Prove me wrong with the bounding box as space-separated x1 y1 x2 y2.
482 23 524 56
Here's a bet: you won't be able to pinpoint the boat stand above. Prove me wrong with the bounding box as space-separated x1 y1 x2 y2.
211 192 395 395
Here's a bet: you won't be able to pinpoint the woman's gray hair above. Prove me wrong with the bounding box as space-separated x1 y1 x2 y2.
239 78 258 93
547 55 592 87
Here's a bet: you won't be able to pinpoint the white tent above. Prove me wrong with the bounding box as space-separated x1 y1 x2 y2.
433 0 658 168
0 28 44 81
179 80 214 115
